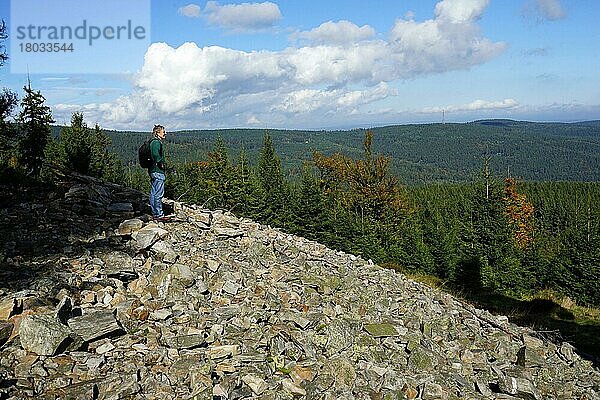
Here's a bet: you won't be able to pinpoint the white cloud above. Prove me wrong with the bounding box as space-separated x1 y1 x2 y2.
247 115 261 125
435 0 489 23
178 4 202 18
295 20 376 45
275 83 394 114
523 0 567 21
390 0 505 76
534 0 566 20
52 0 507 130
422 99 519 113
204 1 282 31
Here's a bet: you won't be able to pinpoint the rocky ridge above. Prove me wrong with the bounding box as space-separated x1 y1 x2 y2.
0 176 599 399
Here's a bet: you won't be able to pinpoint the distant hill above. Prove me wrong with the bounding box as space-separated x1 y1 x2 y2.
53 120 600 184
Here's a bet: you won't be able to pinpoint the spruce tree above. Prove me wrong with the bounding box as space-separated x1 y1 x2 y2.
53 113 122 181
57 113 93 175
0 88 18 166
17 82 54 177
0 20 19 169
291 163 328 240
232 147 261 217
257 131 287 224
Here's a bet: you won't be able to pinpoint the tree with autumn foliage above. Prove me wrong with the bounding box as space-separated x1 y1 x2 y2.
314 130 409 221
503 177 535 249
313 130 422 264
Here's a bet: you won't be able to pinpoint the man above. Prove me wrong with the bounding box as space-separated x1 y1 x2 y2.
148 124 169 221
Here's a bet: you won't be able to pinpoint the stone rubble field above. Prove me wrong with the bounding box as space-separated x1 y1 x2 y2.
0 178 599 399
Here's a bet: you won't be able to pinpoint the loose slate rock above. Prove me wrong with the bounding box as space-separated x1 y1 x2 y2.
242 374 268 396
364 323 399 338
19 313 72 356
0 298 16 320
161 334 205 350
280 311 311 329
207 345 240 360
67 310 122 342
132 225 168 250
117 218 143 235
326 319 355 356
0 322 13 345
1 178 599 400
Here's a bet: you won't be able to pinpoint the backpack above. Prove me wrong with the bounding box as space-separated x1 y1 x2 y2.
138 138 156 169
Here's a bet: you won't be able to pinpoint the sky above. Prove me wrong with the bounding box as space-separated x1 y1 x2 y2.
1 0 599 131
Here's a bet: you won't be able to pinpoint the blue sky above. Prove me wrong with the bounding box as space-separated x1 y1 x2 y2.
1 0 599 130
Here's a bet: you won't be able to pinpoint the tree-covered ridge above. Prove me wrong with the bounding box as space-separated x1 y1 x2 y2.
72 119 600 184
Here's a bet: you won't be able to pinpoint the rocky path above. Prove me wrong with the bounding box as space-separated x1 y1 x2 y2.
0 178 599 399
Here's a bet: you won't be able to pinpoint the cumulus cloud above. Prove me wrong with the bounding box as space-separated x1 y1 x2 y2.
204 1 282 31
275 83 394 114
524 0 567 21
294 20 376 46
53 0 506 129
435 0 489 23
390 0 505 76
178 4 202 18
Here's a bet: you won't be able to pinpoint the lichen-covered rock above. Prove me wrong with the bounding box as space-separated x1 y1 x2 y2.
18 314 72 356
67 310 122 342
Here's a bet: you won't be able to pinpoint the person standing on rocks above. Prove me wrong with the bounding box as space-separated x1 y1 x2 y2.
149 124 169 221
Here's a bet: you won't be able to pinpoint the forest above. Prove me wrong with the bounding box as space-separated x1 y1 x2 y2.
89 118 600 185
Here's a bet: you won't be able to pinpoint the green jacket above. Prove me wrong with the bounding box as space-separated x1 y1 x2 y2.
149 138 165 174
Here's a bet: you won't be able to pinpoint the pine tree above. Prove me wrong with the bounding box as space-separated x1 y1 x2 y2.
17 81 54 177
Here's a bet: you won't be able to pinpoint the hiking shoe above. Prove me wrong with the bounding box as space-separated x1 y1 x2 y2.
154 215 172 222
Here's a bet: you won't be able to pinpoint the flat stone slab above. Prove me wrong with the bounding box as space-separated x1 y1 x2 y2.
161 334 205 349
132 225 169 250
67 310 122 342
364 323 399 337
207 345 240 360
280 311 311 329
213 227 244 238
242 374 268 396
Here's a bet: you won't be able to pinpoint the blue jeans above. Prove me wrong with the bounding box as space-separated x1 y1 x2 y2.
149 172 165 217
